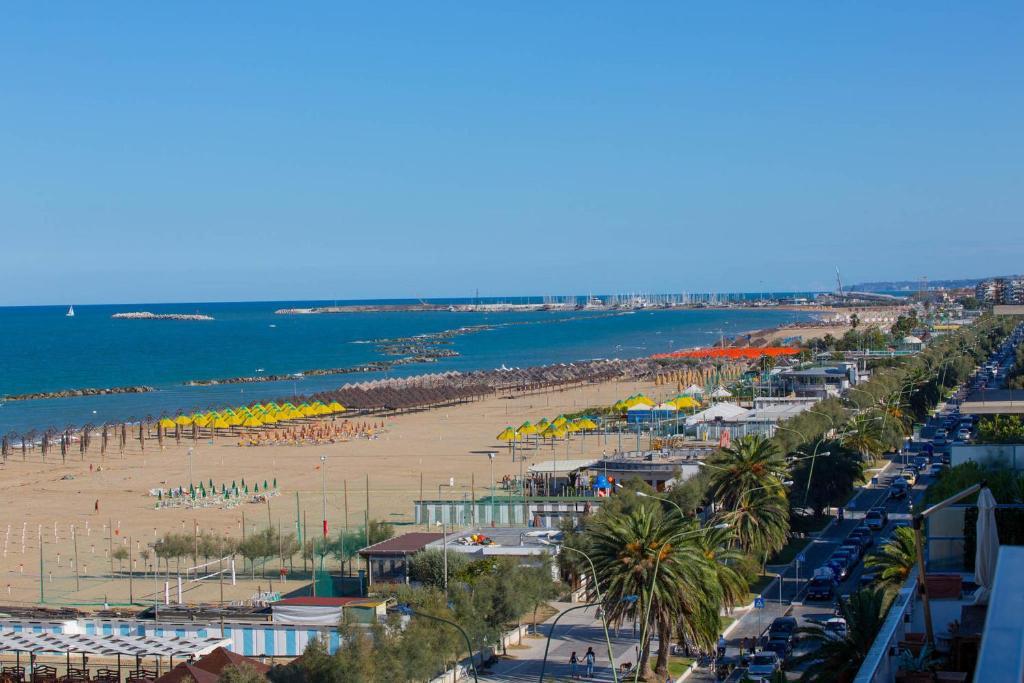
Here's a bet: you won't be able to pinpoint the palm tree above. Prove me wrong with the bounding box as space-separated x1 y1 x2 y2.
694 522 753 612
706 434 787 509
787 588 892 682
721 491 789 564
864 526 916 587
587 506 720 678
839 414 885 462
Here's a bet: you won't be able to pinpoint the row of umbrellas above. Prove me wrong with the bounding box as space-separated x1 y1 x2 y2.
612 392 703 412
496 415 601 442
157 401 346 431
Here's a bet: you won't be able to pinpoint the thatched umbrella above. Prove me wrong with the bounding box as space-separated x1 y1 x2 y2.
1 433 11 461
120 422 128 455
22 430 35 461
101 424 109 456
60 432 68 463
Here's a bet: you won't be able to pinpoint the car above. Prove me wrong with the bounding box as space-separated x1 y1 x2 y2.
768 616 798 641
890 479 909 500
956 429 971 441
900 470 917 486
847 530 873 550
935 429 948 439
824 617 849 640
930 463 945 476
825 556 851 581
747 652 781 678
840 542 863 563
806 577 837 601
865 508 888 530
763 637 792 660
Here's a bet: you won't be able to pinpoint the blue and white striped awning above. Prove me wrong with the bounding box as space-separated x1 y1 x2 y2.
0 631 228 657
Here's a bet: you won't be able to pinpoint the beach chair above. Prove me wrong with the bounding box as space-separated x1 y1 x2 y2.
31 665 57 683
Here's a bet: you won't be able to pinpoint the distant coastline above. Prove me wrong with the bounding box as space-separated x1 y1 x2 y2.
3 385 155 402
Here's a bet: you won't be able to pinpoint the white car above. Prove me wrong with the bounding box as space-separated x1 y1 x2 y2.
747 651 781 678
824 617 848 640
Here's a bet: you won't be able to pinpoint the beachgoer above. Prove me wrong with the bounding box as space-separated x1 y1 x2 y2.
717 633 727 658
94 500 99 513
569 651 579 678
584 647 596 678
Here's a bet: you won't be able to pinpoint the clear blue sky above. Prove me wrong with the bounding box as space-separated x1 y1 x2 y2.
2 3 1021 305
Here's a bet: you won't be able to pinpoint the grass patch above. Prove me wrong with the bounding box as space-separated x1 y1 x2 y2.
719 615 735 631
768 536 812 566
667 656 696 678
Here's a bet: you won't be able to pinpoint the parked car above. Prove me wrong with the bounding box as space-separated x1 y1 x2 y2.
806 577 837 601
956 429 971 441
847 529 873 549
865 508 888 530
768 616 798 642
824 617 849 640
763 636 792 660
825 556 851 581
890 479 908 500
747 652 781 678
840 542 864 563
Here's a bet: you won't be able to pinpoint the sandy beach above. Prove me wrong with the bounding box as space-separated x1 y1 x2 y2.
0 377 659 607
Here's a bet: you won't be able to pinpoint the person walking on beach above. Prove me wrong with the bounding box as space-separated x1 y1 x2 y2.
584 647 596 678
569 651 579 679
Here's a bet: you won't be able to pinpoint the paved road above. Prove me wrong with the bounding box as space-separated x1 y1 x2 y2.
479 602 642 682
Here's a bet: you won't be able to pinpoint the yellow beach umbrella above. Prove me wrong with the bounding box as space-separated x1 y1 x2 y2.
213 418 231 430
328 402 345 413
315 404 332 416
535 418 550 431
552 415 568 427
241 416 263 428
579 418 599 430
518 421 536 435
260 412 279 424
227 414 244 427
158 418 176 430
496 427 518 442
174 415 193 426
193 415 210 428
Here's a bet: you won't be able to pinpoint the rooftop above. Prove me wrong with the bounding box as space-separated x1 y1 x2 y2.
358 532 444 557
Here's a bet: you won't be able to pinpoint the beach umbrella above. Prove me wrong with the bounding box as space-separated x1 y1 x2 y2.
973 488 1000 605
612 400 628 412
328 402 345 413
552 415 568 428
193 415 210 428
241 416 263 428
158 418 176 430
213 418 230 430
260 412 279 425
496 427 518 442
174 414 192 427
300 405 318 417
578 418 599 430
518 421 536 435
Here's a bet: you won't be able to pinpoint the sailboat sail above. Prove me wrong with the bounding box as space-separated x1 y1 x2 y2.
66 306 75 317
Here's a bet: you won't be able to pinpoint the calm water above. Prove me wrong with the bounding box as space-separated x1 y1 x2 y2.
0 299 817 433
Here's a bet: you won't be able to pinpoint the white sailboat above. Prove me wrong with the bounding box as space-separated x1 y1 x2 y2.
66 306 75 317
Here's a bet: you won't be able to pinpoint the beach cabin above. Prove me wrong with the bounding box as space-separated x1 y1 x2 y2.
626 404 654 424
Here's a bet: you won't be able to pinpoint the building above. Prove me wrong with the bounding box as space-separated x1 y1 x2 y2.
357 532 443 585
271 596 387 626
778 362 859 398
975 277 1024 305
424 527 562 578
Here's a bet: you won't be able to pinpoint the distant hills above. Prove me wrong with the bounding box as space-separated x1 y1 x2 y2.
850 276 1021 292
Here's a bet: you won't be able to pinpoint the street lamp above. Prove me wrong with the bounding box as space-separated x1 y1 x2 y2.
395 605 479 682
320 455 328 540
539 541 618 683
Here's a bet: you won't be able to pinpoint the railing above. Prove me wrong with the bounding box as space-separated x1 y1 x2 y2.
853 574 918 683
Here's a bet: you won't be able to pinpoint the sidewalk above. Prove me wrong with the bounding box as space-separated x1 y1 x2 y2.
479 601 640 682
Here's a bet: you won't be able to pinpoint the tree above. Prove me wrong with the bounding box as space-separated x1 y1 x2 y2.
112 546 129 573
368 519 395 545
408 549 468 589
721 491 789 564
864 526 916 587
706 435 787 509
694 522 753 612
840 414 886 462
587 505 720 677
789 445 862 517
238 528 279 579
218 664 268 683
787 588 892 682
849 313 860 329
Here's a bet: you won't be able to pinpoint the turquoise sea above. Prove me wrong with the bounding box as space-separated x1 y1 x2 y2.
0 298 818 433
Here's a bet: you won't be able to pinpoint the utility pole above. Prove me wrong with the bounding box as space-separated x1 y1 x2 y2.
128 536 134 604
108 518 114 575
73 527 81 592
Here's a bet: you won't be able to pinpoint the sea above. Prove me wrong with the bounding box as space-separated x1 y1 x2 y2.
0 297 821 434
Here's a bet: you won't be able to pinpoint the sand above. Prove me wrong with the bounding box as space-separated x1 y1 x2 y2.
0 377 660 607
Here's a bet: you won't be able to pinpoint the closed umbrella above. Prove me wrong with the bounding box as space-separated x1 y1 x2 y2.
973 487 999 605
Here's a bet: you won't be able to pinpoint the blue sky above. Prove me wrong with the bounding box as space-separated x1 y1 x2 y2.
1 3 1021 305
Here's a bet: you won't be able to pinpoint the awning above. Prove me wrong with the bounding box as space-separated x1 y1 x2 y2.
0 631 229 658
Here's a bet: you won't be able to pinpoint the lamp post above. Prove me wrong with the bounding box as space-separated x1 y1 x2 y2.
396 606 479 683
487 452 496 523
540 542 618 683
320 455 328 541
435 520 449 594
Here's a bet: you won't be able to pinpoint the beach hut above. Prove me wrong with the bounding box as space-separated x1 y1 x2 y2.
626 404 654 425
653 402 679 420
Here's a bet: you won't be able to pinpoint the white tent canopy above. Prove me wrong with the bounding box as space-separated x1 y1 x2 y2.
973 487 1000 605
654 402 679 412
710 386 733 398
681 384 704 396
685 402 748 427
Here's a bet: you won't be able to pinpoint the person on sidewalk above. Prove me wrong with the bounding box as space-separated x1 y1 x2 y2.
717 633 727 658
569 651 579 679
584 647 596 678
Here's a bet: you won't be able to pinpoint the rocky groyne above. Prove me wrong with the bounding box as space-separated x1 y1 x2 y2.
3 385 155 402
112 312 214 321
